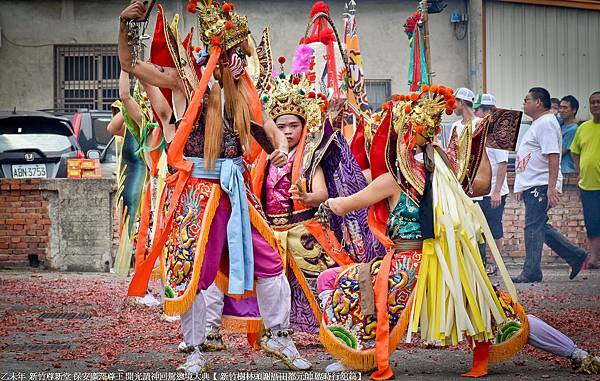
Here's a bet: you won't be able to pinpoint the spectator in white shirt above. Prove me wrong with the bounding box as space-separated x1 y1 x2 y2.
513 87 587 283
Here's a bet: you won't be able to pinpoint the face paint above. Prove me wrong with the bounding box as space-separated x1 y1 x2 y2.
227 46 247 81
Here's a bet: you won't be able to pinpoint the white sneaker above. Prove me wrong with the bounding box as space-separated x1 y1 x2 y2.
178 341 192 353
176 347 208 375
260 328 312 371
325 361 349 372
161 313 180 323
137 292 161 307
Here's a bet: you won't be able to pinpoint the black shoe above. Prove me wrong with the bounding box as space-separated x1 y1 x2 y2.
569 255 588 280
511 274 542 283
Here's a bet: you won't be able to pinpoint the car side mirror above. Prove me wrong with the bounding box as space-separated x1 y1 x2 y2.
87 150 101 160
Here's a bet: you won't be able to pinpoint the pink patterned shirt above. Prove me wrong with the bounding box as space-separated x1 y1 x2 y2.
265 151 296 215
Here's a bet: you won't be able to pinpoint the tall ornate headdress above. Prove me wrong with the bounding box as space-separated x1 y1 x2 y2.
376 85 457 201
187 0 250 51
261 56 327 134
389 85 456 142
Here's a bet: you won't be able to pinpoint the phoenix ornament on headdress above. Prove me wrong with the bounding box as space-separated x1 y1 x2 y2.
187 0 250 51
391 85 456 142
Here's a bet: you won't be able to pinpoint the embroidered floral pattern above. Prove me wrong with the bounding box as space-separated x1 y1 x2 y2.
323 250 422 351
163 179 212 298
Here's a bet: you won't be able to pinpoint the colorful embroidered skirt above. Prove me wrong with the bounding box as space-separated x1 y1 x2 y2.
320 249 422 371
158 177 282 317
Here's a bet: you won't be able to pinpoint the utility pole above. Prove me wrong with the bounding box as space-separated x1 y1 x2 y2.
421 0 433 83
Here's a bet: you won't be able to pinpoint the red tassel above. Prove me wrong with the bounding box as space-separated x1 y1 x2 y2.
310 1 330 17
187 0 198 13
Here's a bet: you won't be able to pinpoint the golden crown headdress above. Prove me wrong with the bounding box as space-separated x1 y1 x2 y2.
187 0 249 51
261 56 327 134
388 84 457 141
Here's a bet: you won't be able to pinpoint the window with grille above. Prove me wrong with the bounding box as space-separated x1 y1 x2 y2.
365 79 392 112
54 45 122 111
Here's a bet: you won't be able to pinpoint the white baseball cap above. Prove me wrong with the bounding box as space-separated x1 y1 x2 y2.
474 93 497 108
454 87 475 103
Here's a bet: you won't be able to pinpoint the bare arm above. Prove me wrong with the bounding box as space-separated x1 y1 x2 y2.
548 153 560 191
328 172 399 216
118 2 180 90
494 163 507 193
141 81 176 143
263 116 288 153
290 166 329 207
263 114 289 168
107 111 125 137
573 153 580 173
490 161 507 208
119 71 142 127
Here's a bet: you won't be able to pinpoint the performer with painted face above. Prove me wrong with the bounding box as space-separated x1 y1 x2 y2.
316 86 527 380
118 0 308 374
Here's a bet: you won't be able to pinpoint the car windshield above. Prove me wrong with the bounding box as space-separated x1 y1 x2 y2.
0 134 73 153
93 116 113 146
0 116 76 154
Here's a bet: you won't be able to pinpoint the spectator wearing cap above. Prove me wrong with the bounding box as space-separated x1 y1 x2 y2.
571 91 600 269
474 93 497 118
558 95 580 174
446 87 480 147
513 87 588 283
474 93 506 275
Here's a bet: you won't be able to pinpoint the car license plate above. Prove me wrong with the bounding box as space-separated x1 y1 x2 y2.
12 164 47 179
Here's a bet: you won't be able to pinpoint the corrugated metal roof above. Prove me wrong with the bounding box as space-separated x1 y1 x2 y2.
485 0 600 119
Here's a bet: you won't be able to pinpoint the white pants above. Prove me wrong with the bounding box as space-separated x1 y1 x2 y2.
181 292 207 346
256 273 291 329
204 283 225 330
181 273 291 345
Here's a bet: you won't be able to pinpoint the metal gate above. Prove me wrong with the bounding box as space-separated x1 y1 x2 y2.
54 45 121 111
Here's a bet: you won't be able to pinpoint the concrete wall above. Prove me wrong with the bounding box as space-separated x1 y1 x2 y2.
0 178 115 271
0 0 470 110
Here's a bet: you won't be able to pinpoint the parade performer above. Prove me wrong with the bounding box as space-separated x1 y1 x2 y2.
316 85 525 380
118 0 309 374
200 48 384 347
319 264 600 376
109 71 167 310
255 53 384 332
